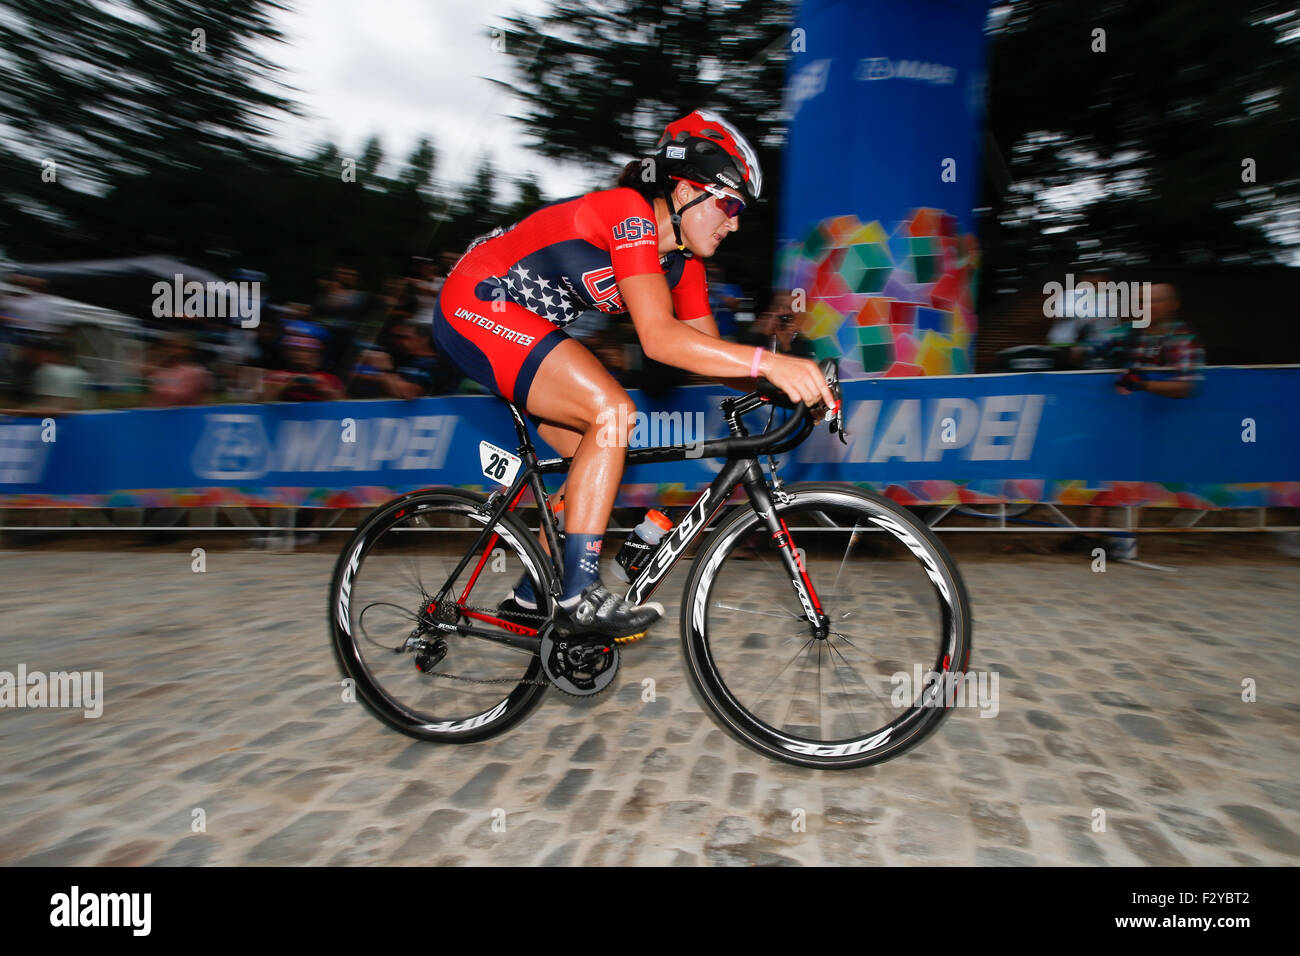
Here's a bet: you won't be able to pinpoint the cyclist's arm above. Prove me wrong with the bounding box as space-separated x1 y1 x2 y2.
682 314 719 336
681 314 769 392
620 273 833 407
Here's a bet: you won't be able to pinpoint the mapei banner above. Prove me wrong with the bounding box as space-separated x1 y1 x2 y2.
779 0 993 376
1 368 1297 510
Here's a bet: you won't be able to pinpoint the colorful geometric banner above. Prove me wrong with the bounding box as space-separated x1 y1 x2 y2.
779 0 993 375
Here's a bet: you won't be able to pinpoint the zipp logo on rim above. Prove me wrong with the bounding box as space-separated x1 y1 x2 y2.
869 512 953 605
336 538 366 634
424 699 510 733
783 726 892 757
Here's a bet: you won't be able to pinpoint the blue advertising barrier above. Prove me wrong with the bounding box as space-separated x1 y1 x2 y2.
1 368 1297 510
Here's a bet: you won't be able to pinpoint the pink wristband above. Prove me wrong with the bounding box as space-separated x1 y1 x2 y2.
750 346 764 378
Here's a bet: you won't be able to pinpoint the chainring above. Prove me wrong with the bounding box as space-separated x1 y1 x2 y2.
538 623 619 697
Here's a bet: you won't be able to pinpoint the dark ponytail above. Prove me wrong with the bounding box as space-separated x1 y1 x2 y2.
616 158 664 204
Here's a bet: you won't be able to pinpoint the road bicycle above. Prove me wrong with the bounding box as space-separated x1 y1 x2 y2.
328 362 972 769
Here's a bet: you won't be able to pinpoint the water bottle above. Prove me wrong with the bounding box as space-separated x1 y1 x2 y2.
550 496 565 547
612 510 673 582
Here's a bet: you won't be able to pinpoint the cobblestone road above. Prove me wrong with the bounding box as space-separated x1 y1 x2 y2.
1 546 1297 866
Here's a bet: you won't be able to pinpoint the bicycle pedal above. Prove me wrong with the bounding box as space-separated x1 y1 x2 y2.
613 631 648 645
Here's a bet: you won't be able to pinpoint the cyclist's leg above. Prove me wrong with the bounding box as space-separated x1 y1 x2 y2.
525 343 661 636
524 339 634 601
510 422 579 607
433 275 655 631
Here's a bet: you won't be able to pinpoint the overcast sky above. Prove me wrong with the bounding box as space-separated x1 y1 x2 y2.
260 0 592 202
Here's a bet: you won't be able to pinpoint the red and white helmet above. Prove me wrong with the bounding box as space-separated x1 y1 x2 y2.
653 109 763 203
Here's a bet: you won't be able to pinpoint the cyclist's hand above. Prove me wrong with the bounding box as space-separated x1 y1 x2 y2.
760 352 837 410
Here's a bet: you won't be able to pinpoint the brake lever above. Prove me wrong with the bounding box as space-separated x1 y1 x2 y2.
818 358 848 445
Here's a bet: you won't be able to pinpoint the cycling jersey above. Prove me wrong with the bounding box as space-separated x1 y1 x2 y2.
432 188 709 405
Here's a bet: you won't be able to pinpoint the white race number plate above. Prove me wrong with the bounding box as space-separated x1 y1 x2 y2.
479 441 521 486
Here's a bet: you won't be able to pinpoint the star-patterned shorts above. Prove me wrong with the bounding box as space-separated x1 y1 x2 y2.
431 267 570 406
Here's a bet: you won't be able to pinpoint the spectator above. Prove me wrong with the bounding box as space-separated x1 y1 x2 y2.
314 264 368 374
1092 282 1204 399
30 333 91 411
746 291 816 359
705 263 743 339
1090 281 1204 562
348 317 435 399
404 257 444 334
0 297 23 400
250 307 287 374
146 334 213 407
740 304 777 349
261 333 343 402
1 275 64 400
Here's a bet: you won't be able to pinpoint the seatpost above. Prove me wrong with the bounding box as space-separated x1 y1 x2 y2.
507 403 534 457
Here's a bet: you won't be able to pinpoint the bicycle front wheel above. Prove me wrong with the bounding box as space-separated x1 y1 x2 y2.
329 488 554 744
680 484 972 769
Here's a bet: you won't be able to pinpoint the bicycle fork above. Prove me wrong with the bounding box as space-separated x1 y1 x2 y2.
741 462 830 639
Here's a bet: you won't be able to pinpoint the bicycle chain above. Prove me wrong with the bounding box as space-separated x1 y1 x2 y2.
421 604 551 686
419 604 631 690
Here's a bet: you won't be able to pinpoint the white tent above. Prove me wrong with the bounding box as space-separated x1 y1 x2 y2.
1 280 145 392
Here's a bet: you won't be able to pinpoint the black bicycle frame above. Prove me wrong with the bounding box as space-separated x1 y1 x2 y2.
429 394 823 649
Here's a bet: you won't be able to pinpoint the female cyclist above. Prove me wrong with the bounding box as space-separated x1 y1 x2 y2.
431 109 835 642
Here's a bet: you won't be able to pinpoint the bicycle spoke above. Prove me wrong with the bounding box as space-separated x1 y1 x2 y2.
826 640 866 738
830 522 863 604
750 636 816 723
710 601 803 622
816 641 823 737
777 637 817 735
825 637 892 710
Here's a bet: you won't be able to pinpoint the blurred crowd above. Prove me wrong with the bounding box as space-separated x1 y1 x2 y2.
0 257 794 412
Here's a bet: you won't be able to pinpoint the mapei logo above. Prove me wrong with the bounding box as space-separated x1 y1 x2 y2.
612 216 655 242
191 414 272 480
786 58 832 116
0 422 51 484
856 57 957 85
860 57 893 80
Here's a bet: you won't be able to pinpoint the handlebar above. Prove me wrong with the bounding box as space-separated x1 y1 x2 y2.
709 357 846 458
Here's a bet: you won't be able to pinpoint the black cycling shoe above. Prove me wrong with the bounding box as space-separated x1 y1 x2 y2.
552 582 663 644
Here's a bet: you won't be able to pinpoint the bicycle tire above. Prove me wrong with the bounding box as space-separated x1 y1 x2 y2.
680 483 972 770
328 488 554 743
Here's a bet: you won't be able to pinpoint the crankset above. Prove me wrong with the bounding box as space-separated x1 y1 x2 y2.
538 622 620 697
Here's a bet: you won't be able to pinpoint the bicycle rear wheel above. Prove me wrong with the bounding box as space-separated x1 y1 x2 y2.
680 484 972 769
329 488 553 743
